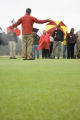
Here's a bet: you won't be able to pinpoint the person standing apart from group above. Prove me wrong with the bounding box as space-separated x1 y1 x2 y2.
7 28 18 59
12 8 51 60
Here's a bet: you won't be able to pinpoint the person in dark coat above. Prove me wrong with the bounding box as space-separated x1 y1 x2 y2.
67 28 76 59
51 25 64 59
32 32 40 59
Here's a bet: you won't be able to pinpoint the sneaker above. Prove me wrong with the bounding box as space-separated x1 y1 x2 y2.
23 58 27 60
9 57 13 59
13 57 17 59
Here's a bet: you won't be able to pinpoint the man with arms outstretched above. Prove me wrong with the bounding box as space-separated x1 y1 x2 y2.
12 8 51 60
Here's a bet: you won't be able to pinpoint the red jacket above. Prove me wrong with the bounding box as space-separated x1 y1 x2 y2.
38 34 50 50
13 13 49 35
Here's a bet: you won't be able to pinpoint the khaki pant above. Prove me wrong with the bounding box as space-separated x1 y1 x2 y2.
76 41 80 58
9 41 16 58
52 41 61 58
22 34 33 59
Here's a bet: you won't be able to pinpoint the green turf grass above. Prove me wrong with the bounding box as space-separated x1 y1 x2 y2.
0 57 80 120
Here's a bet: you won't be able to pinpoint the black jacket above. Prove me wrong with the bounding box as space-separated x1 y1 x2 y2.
52 30 64 42
33 32 40 45
67 33 76 45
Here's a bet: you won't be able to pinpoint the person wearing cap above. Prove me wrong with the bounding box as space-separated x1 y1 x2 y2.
67 28 76 59
51 25 64 59
12 8 51 60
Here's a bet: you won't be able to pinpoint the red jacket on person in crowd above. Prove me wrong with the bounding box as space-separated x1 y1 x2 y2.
12 13 49 35
38 33 50 51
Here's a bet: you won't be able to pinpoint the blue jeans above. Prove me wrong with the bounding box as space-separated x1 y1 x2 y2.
63 45 67 58
32 45 39 59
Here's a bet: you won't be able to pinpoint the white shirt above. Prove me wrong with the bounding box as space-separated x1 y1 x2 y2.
50 36 54 42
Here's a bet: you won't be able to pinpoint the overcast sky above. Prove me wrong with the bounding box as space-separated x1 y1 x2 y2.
0 0 80 34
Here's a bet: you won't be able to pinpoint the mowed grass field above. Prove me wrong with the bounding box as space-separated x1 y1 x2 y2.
0 57 80 120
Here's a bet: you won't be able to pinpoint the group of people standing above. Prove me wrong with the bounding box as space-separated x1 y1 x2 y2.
8 8 80 60
33 25 80 60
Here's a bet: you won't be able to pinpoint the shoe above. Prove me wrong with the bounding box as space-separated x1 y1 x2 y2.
23 58 27 60
9 57 13 59
27 58 34 60
50 56 55 59
13 57 17 59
